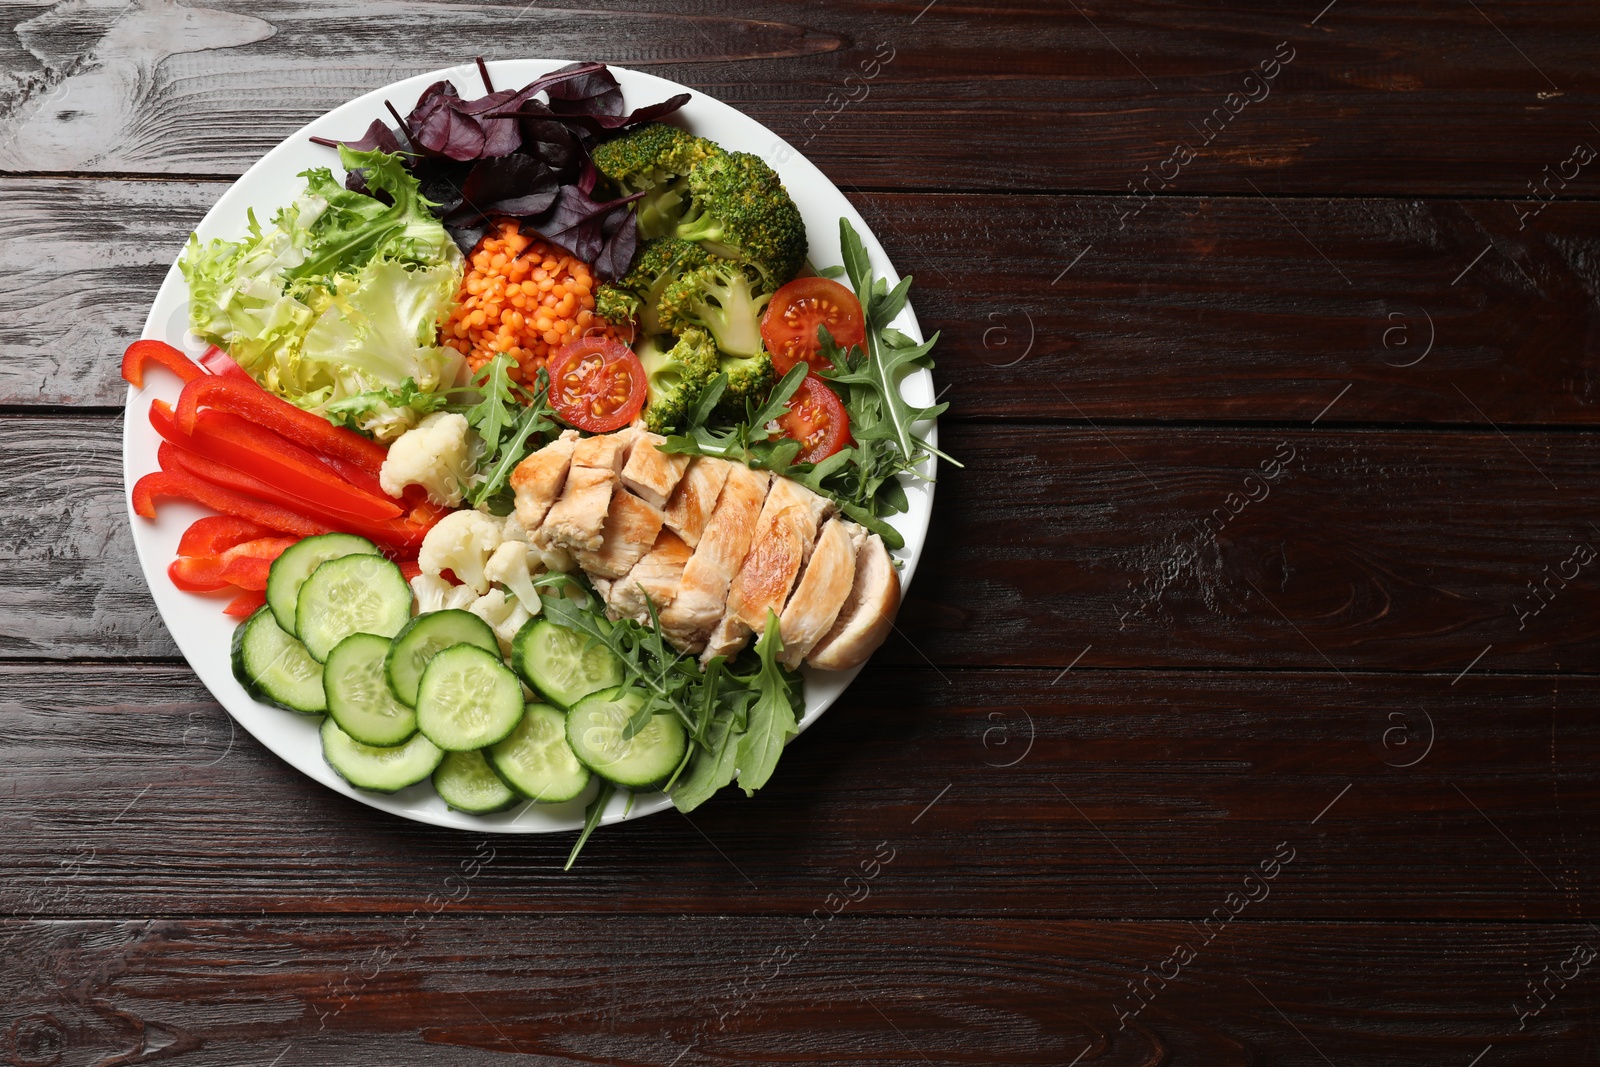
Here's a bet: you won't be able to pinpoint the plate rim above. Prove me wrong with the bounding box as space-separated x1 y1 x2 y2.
124 57 937 834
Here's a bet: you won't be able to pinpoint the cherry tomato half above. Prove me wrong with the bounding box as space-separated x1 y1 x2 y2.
777 376 852 465
760 277 867 376
547 337 648 433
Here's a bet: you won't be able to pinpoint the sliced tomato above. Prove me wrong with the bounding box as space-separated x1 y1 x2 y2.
777 376 852 465
760 277 867 376
547 337 647 433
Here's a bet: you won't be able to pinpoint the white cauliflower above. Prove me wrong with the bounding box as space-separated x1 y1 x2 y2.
468 588 533 654
500 511 533 544
379 412 474 507
485 541 544 616
409 573 478 615
500 506 574 572
418 509 503 594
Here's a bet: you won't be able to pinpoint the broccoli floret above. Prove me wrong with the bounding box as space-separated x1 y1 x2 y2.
636 327 720 434
657 261 772 359
674 151 807 285
594 124 723 240
594 283 641 326
606 237 717 336
716 347 775 414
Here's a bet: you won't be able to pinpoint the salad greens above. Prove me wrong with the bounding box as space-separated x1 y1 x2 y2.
658 217 955 550
455 354 558 512
182 146 463 441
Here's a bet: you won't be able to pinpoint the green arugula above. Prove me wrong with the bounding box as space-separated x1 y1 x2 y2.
453 357 558 512
731 611 802 795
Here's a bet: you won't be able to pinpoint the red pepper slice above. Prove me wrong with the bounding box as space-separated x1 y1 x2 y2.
149 401 402 522
175 375 389 476
197 345 254 382
178 516 277 558
121 340 206 389
171 536 297 591
154 443 434 552
224 589 268 617
168 559 231 592
132 470 332 538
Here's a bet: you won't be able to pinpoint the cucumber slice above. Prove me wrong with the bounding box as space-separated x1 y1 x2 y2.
566 686 687 789
321 717 442 793
415 644 525 751
489 703 592 803
433 750 519 814
386 610 500 708
323 632 417 746
231 605 325 714
512 619 624 709
267 533 380 635
296 554 411 662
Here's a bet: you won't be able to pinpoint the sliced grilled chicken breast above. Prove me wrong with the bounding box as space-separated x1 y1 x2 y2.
510 429 579 530
716 478 834 659
575 485 665 579
806 532 902 671
536 465 615 552
620 432 691 509
662 457 732 548
776 518 860 669
570 427 634 474
606 529 693 623
660 464 772 654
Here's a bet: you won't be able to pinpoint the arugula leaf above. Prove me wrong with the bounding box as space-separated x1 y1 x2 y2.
565 780 616 870
455 360 558 510
733 610 802 795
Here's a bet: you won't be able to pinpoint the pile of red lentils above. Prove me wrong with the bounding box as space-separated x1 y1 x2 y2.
442 219 602 381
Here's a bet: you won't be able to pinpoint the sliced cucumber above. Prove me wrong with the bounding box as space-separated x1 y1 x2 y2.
433 750 519 813
566 686 687 789
323 632 417 746
267 533 380 635
489 703 592 803
386 610 500 708
512 619 624 709
415 644 525 751
296 554 411 662
231 605 326 714
321 717 442 793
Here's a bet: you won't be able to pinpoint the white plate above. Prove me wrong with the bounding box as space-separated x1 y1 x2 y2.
125 59 936 833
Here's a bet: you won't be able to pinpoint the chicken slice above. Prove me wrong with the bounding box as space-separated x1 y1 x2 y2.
713 478 834 660
660 464 772 654
620 432 691 509
662 457 732 548
574 484 665 579
776 518 860 669
570 427 635 474
606 529 693 624
536 465 615 553
510 429 579 530
806 532 902 671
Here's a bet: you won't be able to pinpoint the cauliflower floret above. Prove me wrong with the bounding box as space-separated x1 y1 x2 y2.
418 509 503 594
468 588 533 654
500 511 533 544
485 541 545 616
409 572 479 615
379 412 474 507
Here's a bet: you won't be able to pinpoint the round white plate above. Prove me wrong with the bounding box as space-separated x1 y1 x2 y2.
125 59 936 833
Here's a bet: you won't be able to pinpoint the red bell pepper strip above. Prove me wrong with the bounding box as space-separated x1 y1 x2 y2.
320 453 391 501
121 340 206 389
149 401 402 522
132 470 332 537
171 536 296 591
178 516 277 558
398 559 422 581
155 443 434 552
198 345 253 382
225 589 268 617
168 559 230 592
175 375 389 476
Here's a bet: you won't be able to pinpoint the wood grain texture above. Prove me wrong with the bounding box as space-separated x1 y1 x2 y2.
13 414 1597 670
1 1 1597 197
3 917 1597 1065
5 663 1596 918
8 180 1599 425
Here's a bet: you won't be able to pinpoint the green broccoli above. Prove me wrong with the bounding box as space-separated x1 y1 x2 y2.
714 347 775 414
657 261 772 358
604 237 717 336
636 327 720 434
674 151 807 285
593 123 724 240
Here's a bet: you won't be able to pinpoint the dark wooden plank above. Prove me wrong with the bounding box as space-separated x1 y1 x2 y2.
2 1 1598 198
6 663 1598 918
3 916 1596 1065
9 180 1599 424
13 414 1598 670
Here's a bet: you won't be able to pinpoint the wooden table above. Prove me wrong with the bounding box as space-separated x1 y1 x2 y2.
3 2 1598 1063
